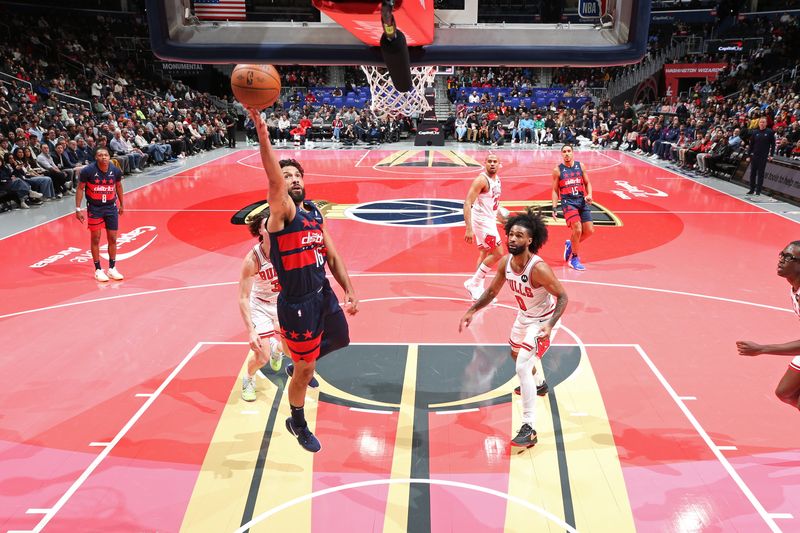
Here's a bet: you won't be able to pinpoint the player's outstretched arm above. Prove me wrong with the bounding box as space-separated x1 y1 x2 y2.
531 261 568 339
322 224 358 315
247 108 295 226
551 167 561 219
737 339 800 356
463 175 486 244
460 255 508 331
238 252 264 355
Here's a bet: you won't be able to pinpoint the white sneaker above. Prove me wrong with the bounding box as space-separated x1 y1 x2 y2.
29 190 43 199
107 267 124 280
463 279 484 301
95 269 110 282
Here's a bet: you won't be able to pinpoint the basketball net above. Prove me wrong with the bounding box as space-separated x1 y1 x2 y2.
360 65 437 119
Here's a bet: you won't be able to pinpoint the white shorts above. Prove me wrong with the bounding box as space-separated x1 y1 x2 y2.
251 297 278 339
508 311 556 356
790 356 800 372
472 220 501 251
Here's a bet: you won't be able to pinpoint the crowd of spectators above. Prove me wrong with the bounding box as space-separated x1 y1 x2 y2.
4 6 799 210
0 11 239 211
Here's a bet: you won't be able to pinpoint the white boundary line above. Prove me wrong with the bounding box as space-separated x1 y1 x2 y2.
235 478 579 533
17 342 207 533
13 339 789 532
349 407 394 415
1 273 792 320
617 343 783 533
435 408 479 415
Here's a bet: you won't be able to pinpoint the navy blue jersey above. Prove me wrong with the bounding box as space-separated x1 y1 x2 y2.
269 201 327 298
79 162 122 208
558 162 586 200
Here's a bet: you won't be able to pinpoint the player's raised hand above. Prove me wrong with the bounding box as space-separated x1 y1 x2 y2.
344 290 359 315
247 107 269 140
736 340 763 356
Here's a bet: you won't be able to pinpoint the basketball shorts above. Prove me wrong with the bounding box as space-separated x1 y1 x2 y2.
87 204 119 231
277 279 349 362
472 220 501 251
509 311 556 358
250 296 278 340
790 356 800 372
561 197 592 228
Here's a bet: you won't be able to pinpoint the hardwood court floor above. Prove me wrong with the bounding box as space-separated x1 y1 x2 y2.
1 146 798 532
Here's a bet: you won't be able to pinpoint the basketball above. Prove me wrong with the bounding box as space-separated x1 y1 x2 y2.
230 64 281 109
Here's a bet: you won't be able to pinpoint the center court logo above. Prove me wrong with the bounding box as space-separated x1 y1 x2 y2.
231 199 622 228
30 226 158 268
346 199 465 227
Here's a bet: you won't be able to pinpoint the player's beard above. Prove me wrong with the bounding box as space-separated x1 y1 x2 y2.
289 186 305 204
507 243 525 256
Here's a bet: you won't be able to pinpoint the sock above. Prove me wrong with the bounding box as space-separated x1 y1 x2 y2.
473 263 491 283
269 338 281 358
533 358 545 387
109 259 116 269
290 404 307 428
94 260 101 271
515 348 538 427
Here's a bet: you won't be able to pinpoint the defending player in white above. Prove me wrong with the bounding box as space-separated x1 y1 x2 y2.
463 154 508 300
459 208 568 448
237 210 288 401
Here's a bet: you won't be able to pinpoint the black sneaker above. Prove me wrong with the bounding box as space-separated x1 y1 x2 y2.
285 363 320 388
511 424 537 448
285 417 321 453
514 381 548 396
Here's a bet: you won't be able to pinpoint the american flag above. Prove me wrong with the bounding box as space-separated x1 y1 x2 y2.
193 0 247 21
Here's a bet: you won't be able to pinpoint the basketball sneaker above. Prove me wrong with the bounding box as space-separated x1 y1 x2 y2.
107 267 124 281
563 239 572 261
511 424 537 448
286 363 319 388
463 278 484 301
569 255 585 271
269 351 283 372
514 382 549 396
241 376 256 402
94 269 109 282
285 417 321 453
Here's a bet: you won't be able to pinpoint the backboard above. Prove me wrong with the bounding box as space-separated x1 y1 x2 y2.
146 0 650 67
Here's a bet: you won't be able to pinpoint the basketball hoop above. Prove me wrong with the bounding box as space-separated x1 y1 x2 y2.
360 65 436 119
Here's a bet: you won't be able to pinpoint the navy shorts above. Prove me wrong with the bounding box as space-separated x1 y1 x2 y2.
87 204 119 231
561 197 592 227
277 279 350 362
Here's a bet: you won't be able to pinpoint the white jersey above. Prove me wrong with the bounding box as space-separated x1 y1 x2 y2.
471 172 501 224
505 254 556 318
250 243 281 304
